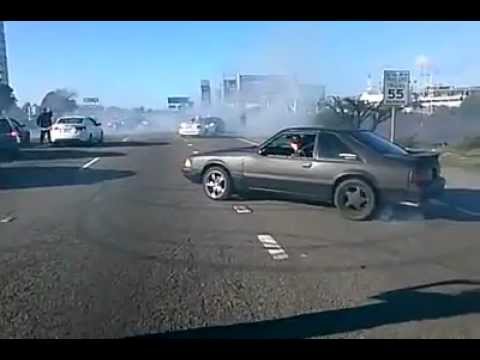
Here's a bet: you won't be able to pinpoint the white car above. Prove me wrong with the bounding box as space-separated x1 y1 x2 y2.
178 118 217 137
51 116 104 145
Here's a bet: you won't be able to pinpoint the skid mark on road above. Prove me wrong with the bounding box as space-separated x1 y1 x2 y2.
81 157 100 169
257 234 288 260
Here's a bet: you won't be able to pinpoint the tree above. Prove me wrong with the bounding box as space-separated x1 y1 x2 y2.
0 84 17 115
322 96 391 131
40 88 78 116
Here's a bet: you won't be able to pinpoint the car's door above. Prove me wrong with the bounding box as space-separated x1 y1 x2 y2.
243 130 322 197
308 131 364 201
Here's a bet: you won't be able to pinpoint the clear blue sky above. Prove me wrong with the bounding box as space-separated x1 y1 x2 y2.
5 21 480 108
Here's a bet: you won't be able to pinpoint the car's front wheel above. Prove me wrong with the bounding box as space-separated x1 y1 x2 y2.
334 178 377 221
202 166 232 201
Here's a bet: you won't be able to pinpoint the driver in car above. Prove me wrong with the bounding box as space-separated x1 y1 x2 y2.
289 135 304 157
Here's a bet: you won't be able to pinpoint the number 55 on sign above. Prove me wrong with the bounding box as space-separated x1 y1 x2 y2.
383 70 410 107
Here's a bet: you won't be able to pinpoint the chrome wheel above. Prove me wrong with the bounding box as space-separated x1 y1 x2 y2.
342 185 369 211
204 170 226 199
334 179 376 221
202 167 232 201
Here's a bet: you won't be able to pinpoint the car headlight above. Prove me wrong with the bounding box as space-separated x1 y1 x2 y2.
184 158 192 168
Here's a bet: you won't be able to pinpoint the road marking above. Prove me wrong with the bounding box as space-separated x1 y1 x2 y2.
192 150 199 154
187 143 193 147
257 234 288 260
237 138 259 146
122 137 129 142
233 205 252 214
82 157 100 169
0 216 15 223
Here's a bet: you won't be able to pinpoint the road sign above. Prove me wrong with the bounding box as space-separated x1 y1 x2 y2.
383 70 410 107
83 97 99 104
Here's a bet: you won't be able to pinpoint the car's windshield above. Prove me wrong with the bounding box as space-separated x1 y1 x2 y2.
56 118 84 125
352 131 409 156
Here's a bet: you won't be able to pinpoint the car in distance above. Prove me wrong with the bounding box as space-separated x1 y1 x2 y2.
182 126 446 221
51 116 104 146
178 116 220 137
0 118 21 160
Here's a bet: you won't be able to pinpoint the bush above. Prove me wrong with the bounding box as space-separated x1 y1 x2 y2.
396 135 420 148
456 136 480 151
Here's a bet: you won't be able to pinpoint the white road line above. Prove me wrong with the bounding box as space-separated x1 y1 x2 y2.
257 234 277 244
237 138 259 146
82 157 100 169
257 234 289 260
187 143 193 147
0 216 15 223
122 137 129 142
267 248 286 256
192 150 199 154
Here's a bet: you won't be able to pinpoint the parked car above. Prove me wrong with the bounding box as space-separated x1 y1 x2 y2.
51 116 104 145
0 118 20 160
9 118 31 146
182 126 446 221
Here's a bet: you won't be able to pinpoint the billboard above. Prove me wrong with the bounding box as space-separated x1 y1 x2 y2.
168 97 193 110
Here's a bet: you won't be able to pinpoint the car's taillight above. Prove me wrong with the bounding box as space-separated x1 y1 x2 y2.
9 131 18 138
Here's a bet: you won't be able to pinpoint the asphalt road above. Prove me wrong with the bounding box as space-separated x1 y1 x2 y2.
1 132 480 338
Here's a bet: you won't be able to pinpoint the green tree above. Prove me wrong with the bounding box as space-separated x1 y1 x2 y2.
0 83 16 115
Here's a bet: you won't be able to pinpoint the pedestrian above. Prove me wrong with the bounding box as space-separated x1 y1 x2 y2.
36 108 53 144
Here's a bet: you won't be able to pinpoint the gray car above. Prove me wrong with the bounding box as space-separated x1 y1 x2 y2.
182 126 446 220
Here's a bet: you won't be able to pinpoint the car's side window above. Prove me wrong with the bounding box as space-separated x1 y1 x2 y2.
317 133 358 160
261 132 316 159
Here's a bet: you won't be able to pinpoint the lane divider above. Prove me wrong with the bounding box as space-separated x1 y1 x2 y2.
257 234 288 261
122 137 129 142
233 205 252 214
0 216 15 223
82 157 100 169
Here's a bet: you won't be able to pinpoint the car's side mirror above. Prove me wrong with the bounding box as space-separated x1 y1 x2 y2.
96 123 102 126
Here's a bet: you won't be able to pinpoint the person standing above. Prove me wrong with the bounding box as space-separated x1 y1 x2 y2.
36 108 53 144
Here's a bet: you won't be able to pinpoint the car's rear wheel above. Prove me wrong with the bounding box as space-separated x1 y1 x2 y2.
202 166 232 201
334 178 376 221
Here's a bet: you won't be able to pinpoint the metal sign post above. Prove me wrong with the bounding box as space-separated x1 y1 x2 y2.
390 106 396 142
384 70 410 142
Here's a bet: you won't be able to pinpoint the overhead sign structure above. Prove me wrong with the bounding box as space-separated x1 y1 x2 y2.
383 70 410 142
83 97 99 104
383 70 410 107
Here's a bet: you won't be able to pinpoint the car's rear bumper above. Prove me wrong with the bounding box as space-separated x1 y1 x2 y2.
383 177 446 206
182 167 202 183
51 133 87 143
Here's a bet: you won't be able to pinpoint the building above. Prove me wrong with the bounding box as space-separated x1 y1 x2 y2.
221 73 326 113
168 97 193 111
200 80 211 106
0 21 9 85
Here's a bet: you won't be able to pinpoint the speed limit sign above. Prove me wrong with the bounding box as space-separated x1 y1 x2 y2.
383 70 410 107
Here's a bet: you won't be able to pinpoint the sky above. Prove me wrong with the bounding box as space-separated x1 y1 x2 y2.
4 21 480 108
